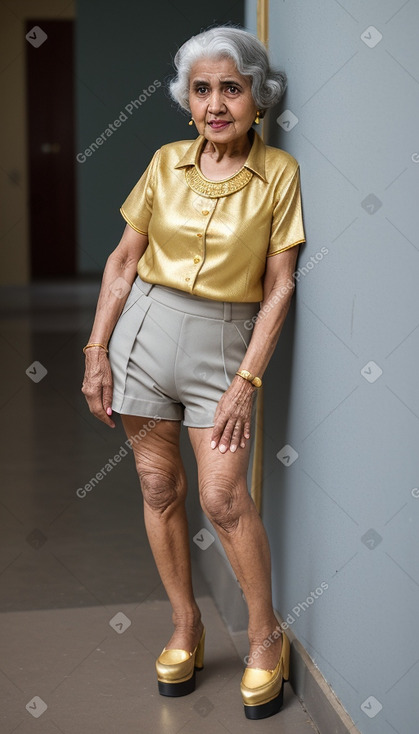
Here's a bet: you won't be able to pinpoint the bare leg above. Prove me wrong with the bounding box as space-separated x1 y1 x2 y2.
188 426 282 669
122 416 203 651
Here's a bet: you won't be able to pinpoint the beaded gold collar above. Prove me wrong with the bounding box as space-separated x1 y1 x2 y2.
185 165 253 198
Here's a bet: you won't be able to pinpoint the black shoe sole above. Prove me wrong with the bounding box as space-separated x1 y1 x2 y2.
243 679 285 720
157 666 203 697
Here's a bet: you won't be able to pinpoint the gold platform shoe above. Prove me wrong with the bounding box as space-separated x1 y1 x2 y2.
240 632 290 719
156 627 205 697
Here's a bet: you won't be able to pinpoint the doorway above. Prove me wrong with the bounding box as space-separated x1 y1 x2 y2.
25 19 76 278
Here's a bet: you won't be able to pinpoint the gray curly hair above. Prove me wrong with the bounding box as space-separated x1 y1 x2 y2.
169 26 287 116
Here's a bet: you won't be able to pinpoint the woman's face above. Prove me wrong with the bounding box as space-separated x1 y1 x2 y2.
188 56 257 144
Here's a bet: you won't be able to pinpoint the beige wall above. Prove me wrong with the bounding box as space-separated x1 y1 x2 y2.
0 0 75 285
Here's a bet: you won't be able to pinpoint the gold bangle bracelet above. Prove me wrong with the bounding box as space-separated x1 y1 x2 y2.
83 343 108 354
235 370 262 388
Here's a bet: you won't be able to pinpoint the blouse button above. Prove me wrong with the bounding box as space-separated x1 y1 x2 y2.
196 233 203 238
202 210 209 216
194 256 200 264
185 277 190 282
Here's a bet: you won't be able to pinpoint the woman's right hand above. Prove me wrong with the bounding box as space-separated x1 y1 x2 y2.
82 348 115 427
81 225 149 427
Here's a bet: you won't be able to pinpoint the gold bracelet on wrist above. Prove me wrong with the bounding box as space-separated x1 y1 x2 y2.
83 343 108 354
235 369 262 388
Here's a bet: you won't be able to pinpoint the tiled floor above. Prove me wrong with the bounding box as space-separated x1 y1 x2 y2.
0 282 319 733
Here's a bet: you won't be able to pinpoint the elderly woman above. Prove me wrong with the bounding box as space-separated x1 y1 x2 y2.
82 26 305 720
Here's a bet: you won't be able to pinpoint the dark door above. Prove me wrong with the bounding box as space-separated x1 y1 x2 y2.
25 20 76 278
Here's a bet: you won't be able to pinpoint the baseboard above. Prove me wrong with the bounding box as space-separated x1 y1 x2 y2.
284 622 361 734
193 546 360 734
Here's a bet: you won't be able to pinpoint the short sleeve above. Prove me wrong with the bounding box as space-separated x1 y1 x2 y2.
267 162 305 256
120 149 160 234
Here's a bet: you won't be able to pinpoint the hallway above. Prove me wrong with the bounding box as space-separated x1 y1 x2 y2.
0 282 319 733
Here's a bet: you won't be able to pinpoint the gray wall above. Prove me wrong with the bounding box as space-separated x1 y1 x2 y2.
244 1 419 733
76 0 244 273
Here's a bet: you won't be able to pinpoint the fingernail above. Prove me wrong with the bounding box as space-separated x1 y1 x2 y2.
219 445 226 453
230 445 237 452
211 440 216 449
106 407 112 416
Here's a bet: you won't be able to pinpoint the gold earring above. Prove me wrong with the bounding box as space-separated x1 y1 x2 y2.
188 118 194 126
254 110 261 125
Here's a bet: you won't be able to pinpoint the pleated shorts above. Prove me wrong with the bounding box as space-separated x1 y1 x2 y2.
108 275 260 428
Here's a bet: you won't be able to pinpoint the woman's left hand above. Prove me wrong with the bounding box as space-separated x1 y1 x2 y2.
210 376 257 453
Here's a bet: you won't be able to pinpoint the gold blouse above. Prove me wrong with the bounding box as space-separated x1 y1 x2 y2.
120 130 305 302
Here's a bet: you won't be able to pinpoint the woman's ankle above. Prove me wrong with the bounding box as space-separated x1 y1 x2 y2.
165 610 203 652
248 615 282 644
246 624 283 669
172 607 202 630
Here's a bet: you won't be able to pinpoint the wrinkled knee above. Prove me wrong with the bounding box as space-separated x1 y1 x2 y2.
200 476 243 533
137 469 179 514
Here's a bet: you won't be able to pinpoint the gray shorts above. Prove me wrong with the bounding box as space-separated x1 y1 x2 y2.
108 275 260 428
